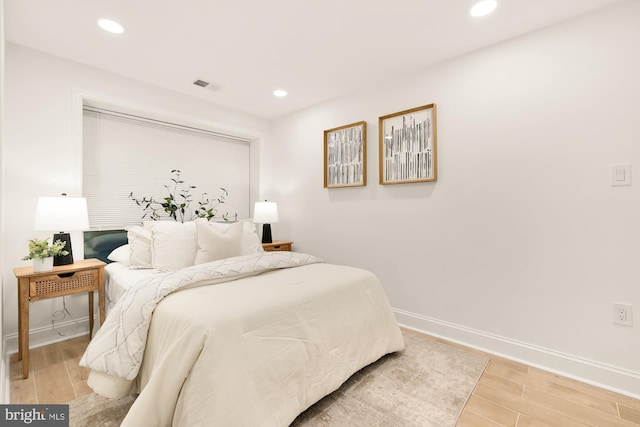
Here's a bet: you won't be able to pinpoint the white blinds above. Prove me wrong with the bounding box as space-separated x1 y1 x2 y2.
83 108 251 229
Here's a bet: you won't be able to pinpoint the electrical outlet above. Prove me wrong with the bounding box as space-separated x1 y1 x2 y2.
613 303 633 326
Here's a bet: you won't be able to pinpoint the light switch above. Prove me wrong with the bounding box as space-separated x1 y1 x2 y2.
611 164 631 186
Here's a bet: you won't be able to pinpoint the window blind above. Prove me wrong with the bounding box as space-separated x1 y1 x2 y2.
83 108 251 229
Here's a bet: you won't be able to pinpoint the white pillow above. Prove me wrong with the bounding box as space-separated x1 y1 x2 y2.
205 219 264 255
241 220 264 255
145 221 197 271
127 226 152 269
194 220 243 265
107 244 130 264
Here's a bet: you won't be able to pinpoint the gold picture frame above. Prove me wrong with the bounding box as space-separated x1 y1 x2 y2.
324 121 367 188
379 104 437 185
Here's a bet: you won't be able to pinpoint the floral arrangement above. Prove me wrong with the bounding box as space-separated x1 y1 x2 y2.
129 169 229 223
22 238 69 260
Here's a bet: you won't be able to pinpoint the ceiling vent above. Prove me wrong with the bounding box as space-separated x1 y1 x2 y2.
193 79 220 92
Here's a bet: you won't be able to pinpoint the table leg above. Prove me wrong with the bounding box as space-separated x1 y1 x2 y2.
18 277 30 379
17 280 22 362
88 291 94 339
98 266 105 325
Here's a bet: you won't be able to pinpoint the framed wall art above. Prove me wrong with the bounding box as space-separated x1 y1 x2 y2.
378 103 437 185
324 121 367 188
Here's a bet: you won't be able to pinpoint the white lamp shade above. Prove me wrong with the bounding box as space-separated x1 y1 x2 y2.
253 201 279 224
34 196 90 231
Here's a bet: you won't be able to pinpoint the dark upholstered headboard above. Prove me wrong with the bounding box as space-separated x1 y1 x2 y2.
84 230 128 263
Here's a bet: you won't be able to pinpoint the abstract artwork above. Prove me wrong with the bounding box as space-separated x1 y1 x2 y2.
379 104 437 184
324 121 367 188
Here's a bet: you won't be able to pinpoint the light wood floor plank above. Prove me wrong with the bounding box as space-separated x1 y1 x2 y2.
487 357 530 374
62 338 91 385
72 379 93 399
483 361 531 386
33 359 76 404
59 336 90 360
457 408 507 427
620 398 640 413
529 366 640 408
473 382 591 427
620 404 640 424
516 414 553 427
9 356 37 405
478 372 524 397
523 385 638 427
30 342 63 372
9 352 36 404
463 394 519 426
523 372 620 417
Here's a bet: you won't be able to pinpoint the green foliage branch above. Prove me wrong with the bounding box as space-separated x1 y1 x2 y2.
129 170 229 223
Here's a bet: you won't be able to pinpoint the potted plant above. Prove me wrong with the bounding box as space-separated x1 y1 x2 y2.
23 238 69 272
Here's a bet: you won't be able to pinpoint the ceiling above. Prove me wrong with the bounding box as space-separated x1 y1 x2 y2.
4 0 624 119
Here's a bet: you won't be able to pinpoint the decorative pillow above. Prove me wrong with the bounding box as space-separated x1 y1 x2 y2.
194 220 244 265
145 221 197 271
127 226 152 269
204 219 264 255
241 220 264 255
107 244 130 264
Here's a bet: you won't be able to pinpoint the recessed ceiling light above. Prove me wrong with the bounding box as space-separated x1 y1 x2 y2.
98 19 124 34
273 89 288 97
470 0 497 17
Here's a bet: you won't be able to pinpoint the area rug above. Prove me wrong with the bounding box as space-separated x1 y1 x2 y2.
69 331 488 427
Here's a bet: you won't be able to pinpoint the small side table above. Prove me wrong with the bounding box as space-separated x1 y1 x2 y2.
262 240 293 252
14 258 106 379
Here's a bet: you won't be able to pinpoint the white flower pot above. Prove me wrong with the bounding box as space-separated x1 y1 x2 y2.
33 257 54 272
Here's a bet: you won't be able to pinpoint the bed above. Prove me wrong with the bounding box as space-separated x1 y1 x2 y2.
80 219 404 426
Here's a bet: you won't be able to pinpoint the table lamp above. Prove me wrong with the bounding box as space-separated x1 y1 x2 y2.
253 201 279 244
34 193 90 266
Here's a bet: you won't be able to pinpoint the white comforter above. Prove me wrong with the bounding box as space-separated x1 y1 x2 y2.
82 253 404 426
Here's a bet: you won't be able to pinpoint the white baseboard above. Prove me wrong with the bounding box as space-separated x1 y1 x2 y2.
394 308 640 400
4 317 92 356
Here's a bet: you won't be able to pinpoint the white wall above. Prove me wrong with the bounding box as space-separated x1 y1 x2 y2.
2 44 269 349
266 1 640 396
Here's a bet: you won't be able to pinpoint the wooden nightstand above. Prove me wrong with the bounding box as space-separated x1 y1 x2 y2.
262 240 293 252
14 258 106 379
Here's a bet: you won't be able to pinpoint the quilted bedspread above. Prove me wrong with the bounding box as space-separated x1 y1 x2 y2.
80 251 323 380
80 252 404 426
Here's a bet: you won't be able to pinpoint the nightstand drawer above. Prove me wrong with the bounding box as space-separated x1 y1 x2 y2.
29 270 97 298
262 240 293 252
268 244 290 251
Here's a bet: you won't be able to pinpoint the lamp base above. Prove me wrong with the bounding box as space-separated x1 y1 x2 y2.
53 232 74 266
261 224 273 244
